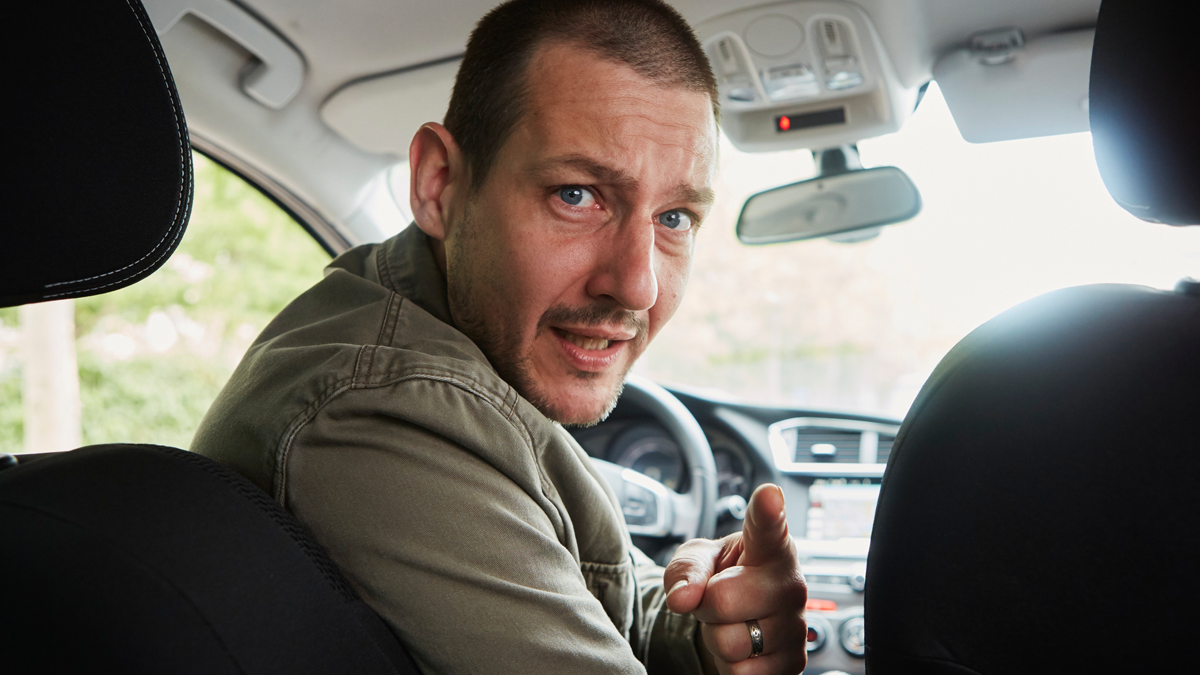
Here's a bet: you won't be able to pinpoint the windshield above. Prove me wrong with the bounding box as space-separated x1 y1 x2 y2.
633 83 1200 419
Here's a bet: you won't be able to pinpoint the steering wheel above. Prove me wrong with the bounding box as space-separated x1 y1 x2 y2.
590 375 718 541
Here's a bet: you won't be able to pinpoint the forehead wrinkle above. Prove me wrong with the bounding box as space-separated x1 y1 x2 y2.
537 89 711 135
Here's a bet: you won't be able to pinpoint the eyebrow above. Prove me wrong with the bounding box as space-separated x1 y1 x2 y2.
530 154 715 208
675 184 716 208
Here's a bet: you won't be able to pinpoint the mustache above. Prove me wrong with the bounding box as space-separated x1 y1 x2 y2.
537 303 648 338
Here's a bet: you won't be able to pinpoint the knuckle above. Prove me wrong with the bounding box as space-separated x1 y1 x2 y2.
787 577 808 605
705 579 740 619
666 540 717 577
665 553 707 581
776 568 807 605
676 538 713 556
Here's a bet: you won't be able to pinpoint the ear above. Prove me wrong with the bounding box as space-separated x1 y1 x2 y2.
408 122 467 242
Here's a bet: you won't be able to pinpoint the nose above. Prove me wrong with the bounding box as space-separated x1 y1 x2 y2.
586 215 658 311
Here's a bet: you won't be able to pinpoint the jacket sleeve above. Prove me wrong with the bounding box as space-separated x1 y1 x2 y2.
628 544 705 675
281 386 651 675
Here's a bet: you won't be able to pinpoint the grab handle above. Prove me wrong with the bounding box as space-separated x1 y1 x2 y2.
146 0 304 109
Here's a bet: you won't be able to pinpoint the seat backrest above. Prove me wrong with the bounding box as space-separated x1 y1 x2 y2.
864 284 1200 673
0 444 419 674
864 1 1200 671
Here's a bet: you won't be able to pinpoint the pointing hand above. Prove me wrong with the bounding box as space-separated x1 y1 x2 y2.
663 484 808 675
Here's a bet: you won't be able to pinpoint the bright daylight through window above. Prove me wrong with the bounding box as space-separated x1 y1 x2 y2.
633 83 1200 418
0 154 330 453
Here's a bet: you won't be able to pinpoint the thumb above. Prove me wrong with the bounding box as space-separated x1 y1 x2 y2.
739 483 792 568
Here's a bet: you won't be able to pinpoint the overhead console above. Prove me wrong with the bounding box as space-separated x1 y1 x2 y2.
694 1 919 152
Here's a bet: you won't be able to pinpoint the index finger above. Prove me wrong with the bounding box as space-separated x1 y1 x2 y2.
738 484 793 568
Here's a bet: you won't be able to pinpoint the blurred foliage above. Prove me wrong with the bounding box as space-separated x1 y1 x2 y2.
76 350 235 447
0 369 21 448
0 153 331 452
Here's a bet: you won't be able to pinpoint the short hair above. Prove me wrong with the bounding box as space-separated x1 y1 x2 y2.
444 0 719 190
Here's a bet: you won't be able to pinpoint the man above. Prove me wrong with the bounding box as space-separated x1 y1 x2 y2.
192 1 808 673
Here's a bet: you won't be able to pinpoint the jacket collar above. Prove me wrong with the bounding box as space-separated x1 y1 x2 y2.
378 224 455 327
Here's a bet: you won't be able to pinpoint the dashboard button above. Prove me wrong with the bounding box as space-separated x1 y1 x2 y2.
848 562 867 592
840 616 866 657
805 614 831 652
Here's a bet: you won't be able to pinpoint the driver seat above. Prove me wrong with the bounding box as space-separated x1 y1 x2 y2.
864 1 1200 672
0 1 418 672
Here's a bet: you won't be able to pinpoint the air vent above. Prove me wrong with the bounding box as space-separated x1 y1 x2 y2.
768 417 901 477
876 434 895 464
792 428 862 463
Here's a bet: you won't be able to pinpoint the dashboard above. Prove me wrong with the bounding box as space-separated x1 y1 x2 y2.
568 384 900 675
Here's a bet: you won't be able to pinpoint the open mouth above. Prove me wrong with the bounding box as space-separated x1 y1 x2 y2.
557 329 611 351
549 327 632 372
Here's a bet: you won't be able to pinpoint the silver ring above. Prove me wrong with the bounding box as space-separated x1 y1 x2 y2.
746 619 764 658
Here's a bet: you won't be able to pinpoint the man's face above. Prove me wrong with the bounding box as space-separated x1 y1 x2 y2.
443 42 717 425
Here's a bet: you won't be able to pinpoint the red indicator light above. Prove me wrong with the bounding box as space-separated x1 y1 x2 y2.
806 598 838 611
807 627 818 642
779 115 792 131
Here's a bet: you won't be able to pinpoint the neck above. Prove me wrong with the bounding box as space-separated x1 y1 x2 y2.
426 235 449 277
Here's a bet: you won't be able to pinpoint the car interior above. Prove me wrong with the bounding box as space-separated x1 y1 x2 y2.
2 0 1197 673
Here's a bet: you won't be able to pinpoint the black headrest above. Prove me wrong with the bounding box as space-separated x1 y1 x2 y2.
865 284 1200 672
0 0 191 308
1090 0 1200 225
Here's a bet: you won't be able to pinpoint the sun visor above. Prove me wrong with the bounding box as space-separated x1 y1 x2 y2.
1090 0 1200 226
934 29 1093 144
320 59 460 160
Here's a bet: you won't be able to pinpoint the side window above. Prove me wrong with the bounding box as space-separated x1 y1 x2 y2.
0 153 331 453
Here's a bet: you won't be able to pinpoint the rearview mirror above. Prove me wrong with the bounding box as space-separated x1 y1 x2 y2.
737 166 922 245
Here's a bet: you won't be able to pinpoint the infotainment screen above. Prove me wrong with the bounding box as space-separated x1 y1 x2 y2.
805 479 880 540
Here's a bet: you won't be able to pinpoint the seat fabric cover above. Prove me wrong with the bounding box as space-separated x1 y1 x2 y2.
865 284 1200 673
0 445 419 675
1090 0 1200 225
0 0 191 307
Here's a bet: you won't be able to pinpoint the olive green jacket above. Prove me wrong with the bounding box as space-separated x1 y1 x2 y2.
191 225 701 675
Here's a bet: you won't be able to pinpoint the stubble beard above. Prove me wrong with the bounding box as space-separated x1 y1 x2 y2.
446 202 648 427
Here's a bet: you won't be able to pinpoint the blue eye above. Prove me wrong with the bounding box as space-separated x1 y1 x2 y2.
657 210 694 231
558 186 595 207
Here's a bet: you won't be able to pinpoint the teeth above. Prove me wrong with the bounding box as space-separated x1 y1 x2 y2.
564 331 611 351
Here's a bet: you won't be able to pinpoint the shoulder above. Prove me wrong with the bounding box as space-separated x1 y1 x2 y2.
192 241 534 496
